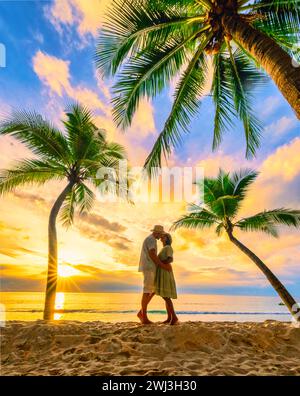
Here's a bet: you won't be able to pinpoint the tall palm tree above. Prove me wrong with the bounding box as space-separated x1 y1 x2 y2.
172 169 300 322
96 0 300 171
0 104 127 320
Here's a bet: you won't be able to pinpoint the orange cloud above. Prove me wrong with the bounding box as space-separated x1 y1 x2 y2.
33 51 108 114
47 0 111 37
75 0 111 36
131 99 156 137
32 51 157 161
33 51 71 96
260 137 300 182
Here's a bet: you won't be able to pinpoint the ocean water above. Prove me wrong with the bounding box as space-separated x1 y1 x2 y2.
0 292 294 323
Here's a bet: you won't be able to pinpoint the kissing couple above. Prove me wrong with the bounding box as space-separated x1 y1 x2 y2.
137 225 179 325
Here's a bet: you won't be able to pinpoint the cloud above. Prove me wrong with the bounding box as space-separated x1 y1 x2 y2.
196 153 243 177
74 0 111 36
32 50 157 161
79 212 126 233
33 51 71 96
0 275 44 291
260 95 281 118
260 137 300 182
264 116 298 141
77 224 130 251
49 0 74 26
131 99 156 137
76 212 131 251
13 191 47 205
175 228 206 251
32 31 44 45
0 221 41 259
47 0 111 38
33 51 108 113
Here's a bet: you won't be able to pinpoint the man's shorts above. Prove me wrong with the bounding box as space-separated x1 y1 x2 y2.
143 270 156 294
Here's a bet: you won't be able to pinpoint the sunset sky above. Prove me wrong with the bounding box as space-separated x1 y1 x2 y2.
0 0 299 296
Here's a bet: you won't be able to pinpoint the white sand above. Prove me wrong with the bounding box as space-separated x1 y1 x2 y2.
1 320 300 376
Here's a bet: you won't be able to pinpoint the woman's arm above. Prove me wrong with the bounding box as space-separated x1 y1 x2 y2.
159 257 173 271
148 249 172 271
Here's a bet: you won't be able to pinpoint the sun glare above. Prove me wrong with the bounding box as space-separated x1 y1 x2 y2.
58 264 81 278
54 292 65 320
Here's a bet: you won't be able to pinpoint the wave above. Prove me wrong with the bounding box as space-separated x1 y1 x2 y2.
5 308 290 315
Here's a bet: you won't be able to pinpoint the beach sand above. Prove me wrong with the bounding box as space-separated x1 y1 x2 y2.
1 320 300 376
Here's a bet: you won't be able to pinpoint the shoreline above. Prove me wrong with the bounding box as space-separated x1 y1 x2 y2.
1 320 300 376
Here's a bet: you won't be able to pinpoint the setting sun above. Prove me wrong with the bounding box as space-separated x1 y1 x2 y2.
58 264 81 278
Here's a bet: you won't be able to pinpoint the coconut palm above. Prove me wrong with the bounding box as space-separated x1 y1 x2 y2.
96 0 300 171
172 169 300 322
0 104 127 320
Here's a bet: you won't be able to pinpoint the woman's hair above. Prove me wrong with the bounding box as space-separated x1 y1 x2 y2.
164 233 172 246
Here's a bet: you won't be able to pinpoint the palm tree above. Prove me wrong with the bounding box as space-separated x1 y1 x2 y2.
172 169 300 322
96 0 300 170
0 104 127 320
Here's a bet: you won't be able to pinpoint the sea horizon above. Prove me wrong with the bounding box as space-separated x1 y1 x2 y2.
1 291 295 323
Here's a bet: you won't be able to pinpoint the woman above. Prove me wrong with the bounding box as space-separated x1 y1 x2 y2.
155 233 179 325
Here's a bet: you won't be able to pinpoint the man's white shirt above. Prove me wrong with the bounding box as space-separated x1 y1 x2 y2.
138 234 157 272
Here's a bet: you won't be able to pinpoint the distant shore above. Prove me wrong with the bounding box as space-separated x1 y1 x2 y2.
1 320 300 376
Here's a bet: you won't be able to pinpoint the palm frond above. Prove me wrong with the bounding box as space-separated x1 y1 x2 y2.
172 209 220 231
212 52 236 150
0 159 65 195
202 170 244 219
215 222 224 236
226 43 263 158
254 17 300 62
74 183 95 214
0 110 71 164
144 31 212 172
251 0 300 35
236 208 300 236
64 103 100 162
231 168 259 199
265 208 300 226
59 185 77 227
103 142 127 160
112 28 202 129
96 0 204 76
237 216 279 236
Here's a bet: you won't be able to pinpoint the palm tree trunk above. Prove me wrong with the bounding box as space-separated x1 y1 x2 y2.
222 15 300 119
43 181 73 320
227 230 300 322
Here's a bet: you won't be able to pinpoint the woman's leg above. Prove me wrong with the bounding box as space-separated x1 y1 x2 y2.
164 298 179 325
163 297 172 323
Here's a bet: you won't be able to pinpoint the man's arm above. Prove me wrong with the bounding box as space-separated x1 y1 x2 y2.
148 249 172 271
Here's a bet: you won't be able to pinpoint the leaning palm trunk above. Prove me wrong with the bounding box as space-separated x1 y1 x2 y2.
227 231 300 322
43 182 74 320
223 15 300 119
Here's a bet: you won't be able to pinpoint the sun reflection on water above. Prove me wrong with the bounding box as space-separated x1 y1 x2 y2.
54 292 65 320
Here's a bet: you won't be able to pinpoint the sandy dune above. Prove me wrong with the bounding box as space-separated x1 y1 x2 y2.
1 320 300 376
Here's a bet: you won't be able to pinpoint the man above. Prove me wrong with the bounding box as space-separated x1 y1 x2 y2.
137 225 171 324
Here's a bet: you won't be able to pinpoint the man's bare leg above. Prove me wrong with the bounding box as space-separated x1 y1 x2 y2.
138 293 155 324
